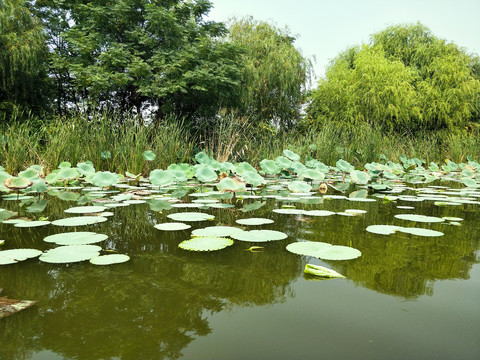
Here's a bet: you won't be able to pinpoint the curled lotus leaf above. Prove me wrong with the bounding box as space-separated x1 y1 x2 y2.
241 171 266 187
178 237 234 252
283 149 300 161
4 177 32 190
304 263 345 279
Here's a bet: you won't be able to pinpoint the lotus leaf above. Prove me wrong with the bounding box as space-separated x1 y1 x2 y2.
299 169 325 181
336 159 354 172
154 223 191 231
394 214 445 223
91 171 119 187
44 231 108 245
350 170 371 184
57 192 81 201
304 263 345 279
195 151 210 164
216 177 246 192
77 162 96 176
39 245 101 263
25 199 48 213
275 156 293 169
286 241 361 260
194 166 217 183
241 171 265 187
100 151 111 160
142 150 156 161
167 212 215 222
235 218 274 226
178 237 234 251
4 177 32 190
147 199 172 211
272 208 305 215
0 248 42 265
90 254 130 265
231 229 288 242
283 149 300 161
14 220 51 228
259 159 280 175
303 210 336 216
288 181 312 193
18 168 39 179
240 201 265 212
191 226 244 238
65 206 107 214
461 178 479 188
57 168 79 180
51 216 108 226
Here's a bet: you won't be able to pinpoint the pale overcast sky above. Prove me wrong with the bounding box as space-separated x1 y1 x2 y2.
207 0 480 82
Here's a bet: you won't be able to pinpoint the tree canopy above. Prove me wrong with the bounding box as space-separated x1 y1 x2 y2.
307 23 480 133
32 0 243 121
228 18 312 131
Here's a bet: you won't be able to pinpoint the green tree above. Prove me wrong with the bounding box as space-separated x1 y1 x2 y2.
0 0 50 120
228 18 312 131
33 0 242 122
307 23 480 132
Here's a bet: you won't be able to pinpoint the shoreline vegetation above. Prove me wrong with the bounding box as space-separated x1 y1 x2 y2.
1 111 479 175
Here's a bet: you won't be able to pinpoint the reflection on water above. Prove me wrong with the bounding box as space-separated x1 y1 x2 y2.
0 184 479 359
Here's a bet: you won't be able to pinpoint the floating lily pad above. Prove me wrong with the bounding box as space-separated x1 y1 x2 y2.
235 218 274 226
394 214 445 223
44 232 108 245
366 225 401 235
286 241 361 260
303 210 336 217
90 254 130 265
154 223 191 231
65 206 107 214
51 216 108 226
272 208 305 215
0 248 42 265
399 228 444 237
442 216 463 222
288 181 312 193
14 220 51 228
39 245 102 264
304 263 345 279
231 230 288 242
166 212 215 222
178 237 234 251
191 226 244 238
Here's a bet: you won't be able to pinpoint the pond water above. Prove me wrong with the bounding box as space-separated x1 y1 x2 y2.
0 183 479 360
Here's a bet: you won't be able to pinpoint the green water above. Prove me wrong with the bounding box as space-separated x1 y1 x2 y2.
0 188 479 360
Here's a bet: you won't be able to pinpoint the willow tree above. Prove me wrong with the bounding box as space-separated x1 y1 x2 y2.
307 23 480 133
228 18 312 131
0 0 50 120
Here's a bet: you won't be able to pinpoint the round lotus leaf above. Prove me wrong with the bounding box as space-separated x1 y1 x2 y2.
178 237 234 252
209 203 235 209
231 230 288 242
58 161 71 169
303 210 336 217
191 226 244 238
19 168 39 179
91 171 119 187
123 199 146 205
399 228 444 237
2 219 28 224
283 149 300 161
0 248 42 265
241 171 265 187
394 214 445 223
288 181 312 193
286 241 361 260
344 209 367 215
77 162 96 176
461 178 479 188
90 254 130 265
166 212 215 222
14 220 51 228
51 216 108 226
4 177 32 190
194 151 210 164
30 179 48 194
272 208 305 215
336 159 354 172
44 231 108 245
366 225 402 235
154 222 191 231
194 166 217 183
236 218 274 226
149 169 174 187
39 245 101 264
142 150 156 161
299 169 325 181
65 206 107 214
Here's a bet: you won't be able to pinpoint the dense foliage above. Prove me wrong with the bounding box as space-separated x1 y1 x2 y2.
228 18 311 130
306 23 480 133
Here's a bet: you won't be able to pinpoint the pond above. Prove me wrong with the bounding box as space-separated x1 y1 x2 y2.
1 162 480 360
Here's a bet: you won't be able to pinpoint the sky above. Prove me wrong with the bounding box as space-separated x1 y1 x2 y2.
207 0 480 83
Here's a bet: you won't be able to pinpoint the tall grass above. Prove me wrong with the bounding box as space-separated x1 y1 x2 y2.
1 112 479 175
